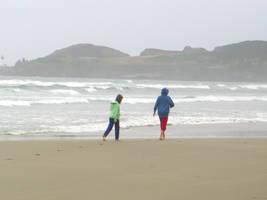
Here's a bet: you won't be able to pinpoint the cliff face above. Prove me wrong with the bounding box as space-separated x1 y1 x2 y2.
2 41 267 82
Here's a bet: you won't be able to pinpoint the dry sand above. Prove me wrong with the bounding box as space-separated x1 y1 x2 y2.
1 139 267 200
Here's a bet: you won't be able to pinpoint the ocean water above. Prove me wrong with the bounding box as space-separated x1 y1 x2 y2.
0 76 267 139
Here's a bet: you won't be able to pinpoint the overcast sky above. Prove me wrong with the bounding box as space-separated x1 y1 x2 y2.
1 0 267 65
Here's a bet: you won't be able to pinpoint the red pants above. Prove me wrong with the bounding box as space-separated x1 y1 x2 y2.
160 117 168 131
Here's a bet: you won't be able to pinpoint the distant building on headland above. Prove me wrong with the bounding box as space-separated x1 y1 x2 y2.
0 56 6 66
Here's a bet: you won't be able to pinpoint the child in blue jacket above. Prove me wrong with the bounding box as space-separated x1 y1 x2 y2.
153 88 174 140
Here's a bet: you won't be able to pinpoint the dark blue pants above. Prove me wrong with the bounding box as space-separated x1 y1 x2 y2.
104 118 120 140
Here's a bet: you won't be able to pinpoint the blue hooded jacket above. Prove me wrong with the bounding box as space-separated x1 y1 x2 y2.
154 88 174 117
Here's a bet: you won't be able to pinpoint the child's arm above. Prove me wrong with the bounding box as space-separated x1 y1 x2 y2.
169 97 174 108
153 97 159 116
114 104 120 122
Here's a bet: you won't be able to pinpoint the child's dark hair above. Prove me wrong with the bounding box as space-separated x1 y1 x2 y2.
116 94 123 104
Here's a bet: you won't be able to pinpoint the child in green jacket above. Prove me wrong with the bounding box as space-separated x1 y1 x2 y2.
102 94 123 141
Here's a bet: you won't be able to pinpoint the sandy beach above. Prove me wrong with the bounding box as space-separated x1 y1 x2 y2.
1 138 267 200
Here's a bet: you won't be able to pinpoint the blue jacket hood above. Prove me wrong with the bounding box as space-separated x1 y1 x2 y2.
161 88 169 96
154 88 174 117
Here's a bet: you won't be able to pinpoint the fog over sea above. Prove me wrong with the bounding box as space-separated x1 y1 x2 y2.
0 76 267 140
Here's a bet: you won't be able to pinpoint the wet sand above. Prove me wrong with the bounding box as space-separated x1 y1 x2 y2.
1 139 267 200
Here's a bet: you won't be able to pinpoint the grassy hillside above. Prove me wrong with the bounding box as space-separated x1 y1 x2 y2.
47 44 130 59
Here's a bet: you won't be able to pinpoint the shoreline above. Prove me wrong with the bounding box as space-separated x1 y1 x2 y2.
2 74 267 83
1 122 267 141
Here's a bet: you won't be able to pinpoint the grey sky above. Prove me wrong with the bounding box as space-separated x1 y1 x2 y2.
1 0 267 65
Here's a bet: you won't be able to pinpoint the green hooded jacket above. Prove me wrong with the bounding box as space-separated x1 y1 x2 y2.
109 101 120 121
